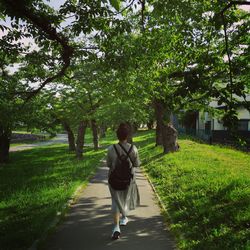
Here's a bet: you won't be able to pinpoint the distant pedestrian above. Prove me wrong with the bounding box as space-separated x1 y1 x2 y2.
106 123 141 240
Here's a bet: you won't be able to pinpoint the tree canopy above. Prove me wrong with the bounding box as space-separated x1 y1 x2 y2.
0 0 250 162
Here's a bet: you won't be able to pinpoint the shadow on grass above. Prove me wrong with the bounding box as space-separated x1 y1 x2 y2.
0 145 105 250
136 132 250 250
155 170 250 250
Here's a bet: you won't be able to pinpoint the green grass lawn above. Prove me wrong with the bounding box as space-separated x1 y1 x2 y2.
1 129 249 250
135 130 250 250
0 144 107 250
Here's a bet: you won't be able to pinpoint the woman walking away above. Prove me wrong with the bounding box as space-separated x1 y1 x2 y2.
107 123 141 240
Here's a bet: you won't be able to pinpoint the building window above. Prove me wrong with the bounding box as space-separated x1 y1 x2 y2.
238 120 249 131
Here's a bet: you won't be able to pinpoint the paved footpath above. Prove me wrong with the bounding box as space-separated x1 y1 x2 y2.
10 134 68 152
43 163 175 250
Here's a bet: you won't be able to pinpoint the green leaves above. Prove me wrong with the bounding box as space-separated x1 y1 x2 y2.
109 0 120 11
213 14 224 31
0 0 249 143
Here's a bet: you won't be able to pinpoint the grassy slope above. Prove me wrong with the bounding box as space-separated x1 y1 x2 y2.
1 129 249 250
0 143 107 250
135 130 250 250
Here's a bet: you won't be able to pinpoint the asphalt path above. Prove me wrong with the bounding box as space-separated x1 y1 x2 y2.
43 164 175 250
10 134 68 152
13 134 176 249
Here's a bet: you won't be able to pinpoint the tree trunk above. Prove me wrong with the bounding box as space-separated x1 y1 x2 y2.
147 120 154 130
62 121 76 152
154 100 163 146
76 120 88 159
99 124 107 138
133 122 139 133
162 123 179 153
125 122 133 144
91 119 99 150
154 100 179 153
0 125 11 164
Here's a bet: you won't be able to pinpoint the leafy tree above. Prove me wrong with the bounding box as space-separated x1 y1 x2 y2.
0 0 129 162
150 0 250 135
0 69 57 163
1 0 249 162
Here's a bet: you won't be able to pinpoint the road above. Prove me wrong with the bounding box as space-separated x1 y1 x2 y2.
9 134 68 152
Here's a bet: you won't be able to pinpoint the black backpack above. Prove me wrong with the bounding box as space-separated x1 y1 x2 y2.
108 143 134 190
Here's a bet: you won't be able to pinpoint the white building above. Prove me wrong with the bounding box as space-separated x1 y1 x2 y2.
197 104 250 132
196 95 250 145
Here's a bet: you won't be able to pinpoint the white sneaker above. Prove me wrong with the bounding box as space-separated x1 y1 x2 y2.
111 226 121 240
120 217 128 226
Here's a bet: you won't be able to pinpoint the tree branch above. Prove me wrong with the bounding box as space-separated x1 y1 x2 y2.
79 46 99 50
219 1 250 15
221 13 234 105
3 0 74 101
139 0 145 32
112 0 135 16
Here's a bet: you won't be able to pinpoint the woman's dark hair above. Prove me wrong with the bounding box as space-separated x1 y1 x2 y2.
116 123 129 141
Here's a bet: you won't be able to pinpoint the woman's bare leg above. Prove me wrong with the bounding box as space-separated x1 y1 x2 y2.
113 212 120 226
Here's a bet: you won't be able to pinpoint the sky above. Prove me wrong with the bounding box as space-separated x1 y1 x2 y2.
0 1 249 50
240 4 250 11
47 0 65 9
1 1 249 77
0 1 249 33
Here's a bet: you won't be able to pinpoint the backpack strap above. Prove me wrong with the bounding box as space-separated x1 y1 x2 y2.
113 144 121 160
118 143 135 167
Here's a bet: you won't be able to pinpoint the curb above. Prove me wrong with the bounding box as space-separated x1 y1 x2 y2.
28 184 86 250
141 167 167 212
28 158 105 250
142 168 184 249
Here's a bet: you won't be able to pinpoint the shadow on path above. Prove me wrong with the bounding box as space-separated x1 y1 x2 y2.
43 166 175 250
